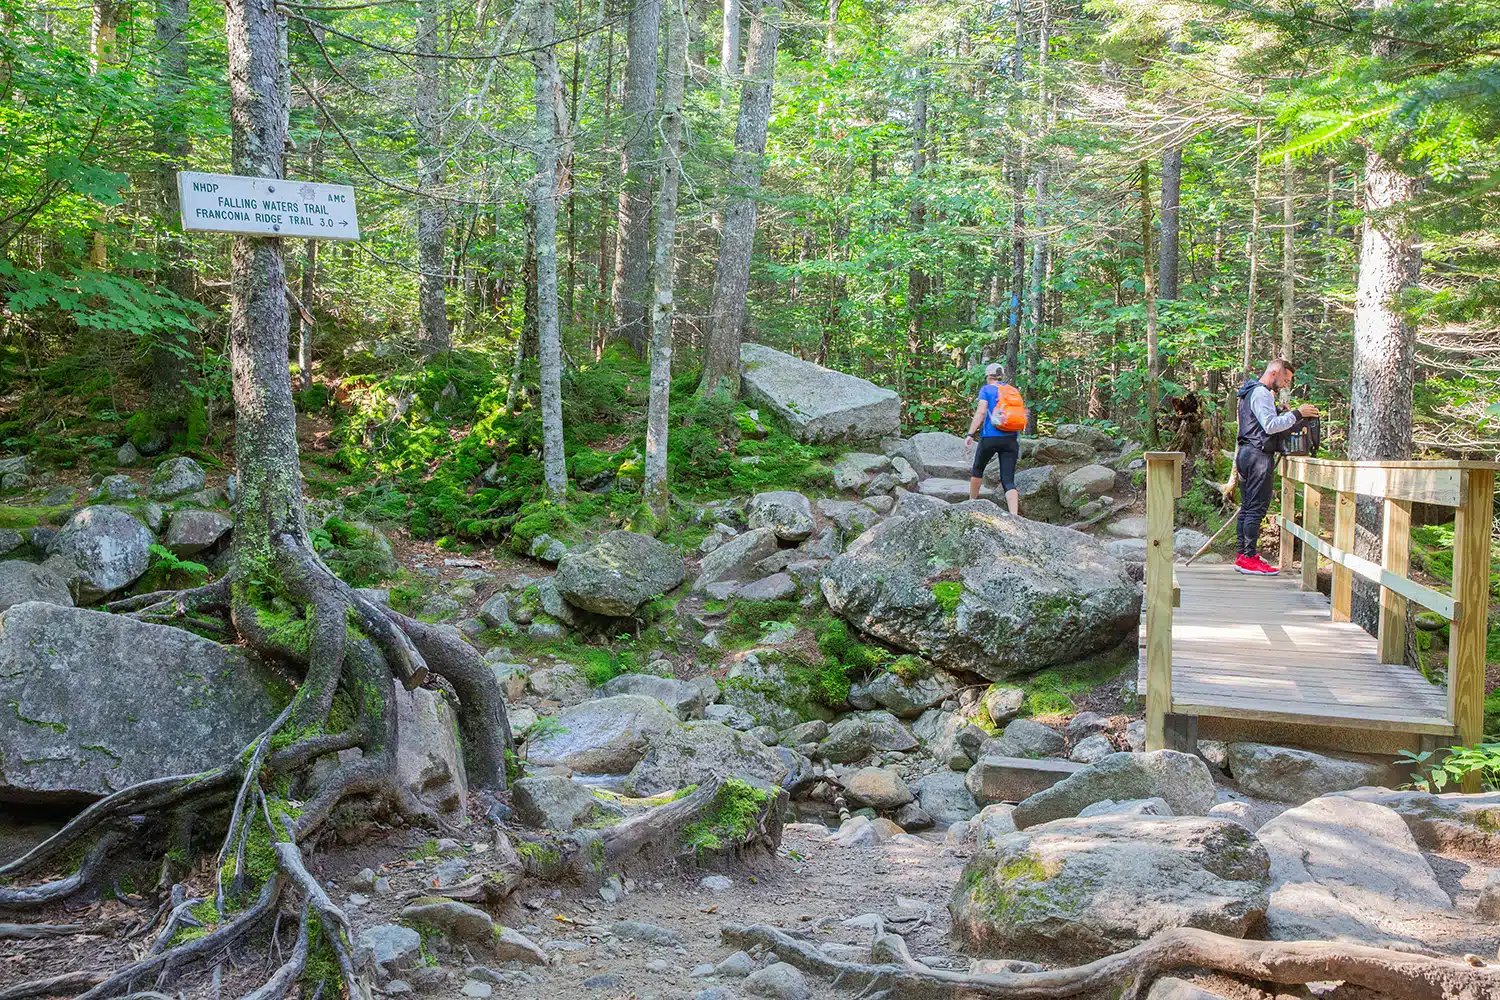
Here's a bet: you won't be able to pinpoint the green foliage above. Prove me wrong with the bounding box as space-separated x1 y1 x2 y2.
136 542 211 593
1398 743 1500 793
931 582 963 617
680 779 773 855
719 599 803 647
1020 643 1135 717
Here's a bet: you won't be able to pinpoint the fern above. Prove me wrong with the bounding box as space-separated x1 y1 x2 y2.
147 543 211 581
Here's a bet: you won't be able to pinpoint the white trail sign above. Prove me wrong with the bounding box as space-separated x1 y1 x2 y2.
177 170 361 240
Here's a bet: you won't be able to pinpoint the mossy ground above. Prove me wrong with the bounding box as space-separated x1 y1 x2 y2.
680 779 773 855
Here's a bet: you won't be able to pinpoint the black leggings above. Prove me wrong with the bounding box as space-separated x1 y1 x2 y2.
971 435 1019 492
1236 446 1276 557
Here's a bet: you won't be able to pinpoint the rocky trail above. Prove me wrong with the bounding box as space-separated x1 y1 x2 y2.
4 349 1500 1000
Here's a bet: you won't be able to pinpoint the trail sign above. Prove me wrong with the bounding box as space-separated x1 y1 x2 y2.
177 170 361 240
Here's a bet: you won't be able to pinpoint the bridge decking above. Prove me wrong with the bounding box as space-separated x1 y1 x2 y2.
1138 563 1454 736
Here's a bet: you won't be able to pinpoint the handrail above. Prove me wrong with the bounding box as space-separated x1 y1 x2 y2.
1281 455 1500 507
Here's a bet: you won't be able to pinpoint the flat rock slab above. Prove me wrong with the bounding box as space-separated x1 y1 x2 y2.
1334 787 1500 856
0 601 284 802
738 343 900 443
1226 743 1397 803
1013 751 1217 829
1257 794 1493 953
965 756 1084 806
916 478 974 502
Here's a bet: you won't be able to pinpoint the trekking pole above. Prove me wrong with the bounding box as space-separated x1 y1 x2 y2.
1185 506 1240 566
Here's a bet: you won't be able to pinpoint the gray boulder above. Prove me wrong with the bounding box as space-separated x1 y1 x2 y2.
720 648 838 730
903 432 1003 485
1013 465 1065 523
864 669 958 718
816 498 882 538
525 695 678 773
1058 464 1117 508
1106 538 1147 562
891 488 949 518
982 684 1026 726
478 591 514 632
1225 743 1397 804
913 709 987 770
1173 528 1212 558
511 775 601 830
149 456 206 498
914 770 978 825
1333 787 1500 855
1257 795 1482 950
392 683 470 817
1013 751 1217 829
736 572 796 601
831 453 891 492
598 673 707 719
818 711 918 763
748 491 815 541
695 527 779 591
358 925 423 970
951 816 1270 962
1078 797 1174 818
624 720 789 797
744 961 811 1000
843 766 914 810
0 602 281 801
1055 424 1116 452
91 474 140 501
163 510 233 556
1070 733 1116 764
0 561 73 612
821 503 1139 679
1106 516 1148 538
46 505 154 603
1019 437 1098 465
554 530 686 616
738 343 900 444
982 718 1065 759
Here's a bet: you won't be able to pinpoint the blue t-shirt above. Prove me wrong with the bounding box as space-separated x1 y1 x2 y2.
978 383 1018 439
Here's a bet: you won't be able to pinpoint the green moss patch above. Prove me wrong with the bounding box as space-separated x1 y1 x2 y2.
680 779 774 855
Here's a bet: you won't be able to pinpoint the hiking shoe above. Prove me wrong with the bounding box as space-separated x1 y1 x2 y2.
1235 554 1279 576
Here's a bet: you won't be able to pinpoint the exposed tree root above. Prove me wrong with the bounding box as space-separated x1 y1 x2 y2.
0 834 123 909
0 923 87 939
722 922 1500 1000
0 972 109 1000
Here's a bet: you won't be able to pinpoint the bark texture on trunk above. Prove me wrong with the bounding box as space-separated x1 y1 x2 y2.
1242 102 1263 374
721 0 740 75
533 0 569 501
699 0 783 395
1003 0 1025 385
415 0 451 356
1158 147 1181 301
226 0 303 562
608 0 661 355
1280 151 1295 371
644 0 688 522
905 69 927 365
1140 163 1160 445
150 0 194 411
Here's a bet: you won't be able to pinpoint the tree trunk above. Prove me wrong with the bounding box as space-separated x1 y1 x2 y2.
644 0 687 523
698 0 782 395
225 0 303 563
721 0 740 75
533 0 569 502
594 22 615 355
1159 148 1181 300
1003 0 1025 384
608 0 661 355
89 0 123 269
1242 91 1264 374
415 0 451 356
1322 165 1336 327
905 67 927 362
150 0 195 412
1280 150 1295 377
1140 163 1160 446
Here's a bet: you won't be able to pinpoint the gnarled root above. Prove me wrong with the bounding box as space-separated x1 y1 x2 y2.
722 922 1500 1000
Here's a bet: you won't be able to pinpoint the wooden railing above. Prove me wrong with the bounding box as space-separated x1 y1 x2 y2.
1278 456 1498 751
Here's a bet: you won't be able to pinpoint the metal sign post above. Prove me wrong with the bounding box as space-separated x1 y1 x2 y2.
177 170 361 240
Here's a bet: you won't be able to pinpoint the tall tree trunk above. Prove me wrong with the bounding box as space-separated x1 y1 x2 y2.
225 0 304 562
415 0 451 356
1003 0 1025 384
89 0 123 269
1322 166 1336 327
150 0 194 412
1140 163 1160 445
1158 148 1181 300
905 67 927 362
297 143 322 392
644 0 687 523
595 23 615 354
608 0 661 355
698 0 782 395
1280 150 1296 385
1242 90 1264 374
532 0 569 502
720 0 740 74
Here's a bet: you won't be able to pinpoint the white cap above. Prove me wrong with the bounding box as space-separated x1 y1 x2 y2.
985 362 1003 377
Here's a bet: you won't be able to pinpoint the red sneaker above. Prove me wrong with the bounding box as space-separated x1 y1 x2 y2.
1236 554 1279 576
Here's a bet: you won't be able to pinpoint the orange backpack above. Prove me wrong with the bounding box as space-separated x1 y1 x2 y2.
988 383 1028 433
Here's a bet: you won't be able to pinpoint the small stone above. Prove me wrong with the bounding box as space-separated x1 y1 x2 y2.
1477 871 1500 920
744 961 811 1000
701 874 733 893
357 925 423 969
715 950 755 977
582 974 625 990
1070 734 1115 764
374 877 394 895
383 981 413 995
460 981 492 997
354 867 376 890
690 963 716 978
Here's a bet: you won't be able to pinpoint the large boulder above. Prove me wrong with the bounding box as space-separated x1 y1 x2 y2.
748 491 815 542
1013 751 1217 829
831 453 891 492
982 718 1065 759
149 456 206 498
1257 795 1485 951
862 669 959 719
1019 437 1097 465
913 770 978 825
1225 743 1397 804
1334 787 1500 855
901 432 1001 485
597 673 707 719
951 815 1270 962
511 775 603 830
1058 464 1117 508
818 711 919 763
624 720 788 797
913 709 989 770
720 649 838 730
0 561 73 612
554 530 686 616
393 684 469 816
163 510 233 557
46 505 154 603
738 343 900 443
843 766 913 810
820 502 1140 679
525 695 679 773
0 602 283 802
695 527 779 592
1055 424 1116 452
1013 465 1065 523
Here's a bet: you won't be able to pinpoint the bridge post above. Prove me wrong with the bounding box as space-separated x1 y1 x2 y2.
1331 490 1356 621
1301 484 1322 592
1451 468 1496 786
1279 462 1296 574
1377 498 1413 665
1144 452 1183 753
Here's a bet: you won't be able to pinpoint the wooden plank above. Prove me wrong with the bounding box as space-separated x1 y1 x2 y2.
1144 453 1181 752
1301 484 1322 592
1167 699 1455 735
1331 490 1356 621
1172 567 1180 608
1281 456 1469 506
1280 519 1459 621
1378 497 1413 664
1279 459 1296 573
1449 468 1495 771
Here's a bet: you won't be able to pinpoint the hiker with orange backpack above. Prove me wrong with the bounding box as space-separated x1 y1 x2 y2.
963 362 1026 514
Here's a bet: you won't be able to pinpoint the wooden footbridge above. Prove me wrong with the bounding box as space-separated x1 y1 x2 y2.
1140 452 1498 781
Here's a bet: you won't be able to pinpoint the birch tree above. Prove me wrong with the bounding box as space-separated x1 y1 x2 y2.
609 0 661 354
533 0 569 502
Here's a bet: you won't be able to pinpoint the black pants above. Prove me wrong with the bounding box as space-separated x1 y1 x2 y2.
1235 446 1276 557
971 435 1019 492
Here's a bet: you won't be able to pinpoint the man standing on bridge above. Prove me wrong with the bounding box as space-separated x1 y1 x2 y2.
1235 359 1319 576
